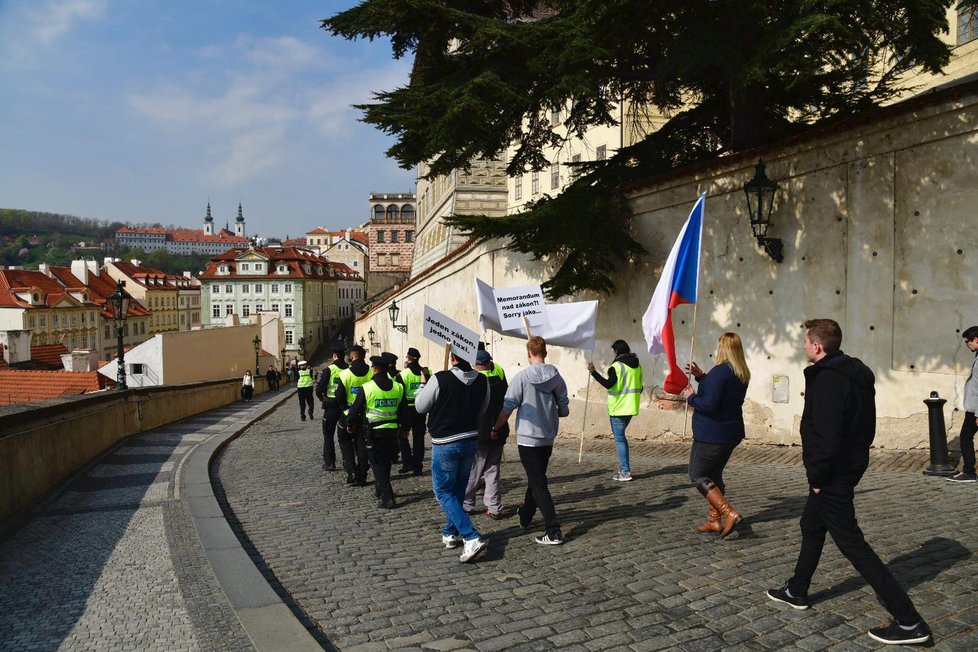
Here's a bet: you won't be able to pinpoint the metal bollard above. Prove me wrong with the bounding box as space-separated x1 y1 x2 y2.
922 391 956 476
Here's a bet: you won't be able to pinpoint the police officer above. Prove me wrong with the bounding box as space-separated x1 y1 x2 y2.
347 353 409 509
588 339 644 482
315 343 349 471
397 347 431 475
335 345 372 485
296 360 315 421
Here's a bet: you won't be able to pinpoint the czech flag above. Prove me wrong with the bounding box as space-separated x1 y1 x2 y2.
642 193 704 395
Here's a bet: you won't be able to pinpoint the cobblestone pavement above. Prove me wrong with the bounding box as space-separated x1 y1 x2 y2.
218 401 978 651
0 400 265 651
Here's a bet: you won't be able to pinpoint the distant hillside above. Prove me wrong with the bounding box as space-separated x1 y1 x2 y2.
0 208 211 275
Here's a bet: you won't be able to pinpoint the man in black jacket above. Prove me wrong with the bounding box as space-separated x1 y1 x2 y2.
767 319 930 646
463 350 510 519
315 343 348 471
396 347 431 475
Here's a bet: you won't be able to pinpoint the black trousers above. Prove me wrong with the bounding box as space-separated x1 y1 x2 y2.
338 415 369 480
518 444 560 537
370 434 399 501
688 440 738 491
321 404 342 466
297 387 314 418
397 411 427 471
959 411 977 474
788 487 922 625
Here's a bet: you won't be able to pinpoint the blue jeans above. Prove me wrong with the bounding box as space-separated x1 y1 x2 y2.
431 438 480 541
610 415 632 473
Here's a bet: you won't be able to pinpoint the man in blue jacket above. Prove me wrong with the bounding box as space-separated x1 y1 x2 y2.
767 319 930 646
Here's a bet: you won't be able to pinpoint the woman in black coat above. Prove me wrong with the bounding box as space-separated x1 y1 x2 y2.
682 332 750 538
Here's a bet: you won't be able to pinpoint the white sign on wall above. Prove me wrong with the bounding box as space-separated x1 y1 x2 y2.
422 305 479 364
493 284 549 331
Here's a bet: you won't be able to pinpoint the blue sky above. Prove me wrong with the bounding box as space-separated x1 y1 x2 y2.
0 0 415 239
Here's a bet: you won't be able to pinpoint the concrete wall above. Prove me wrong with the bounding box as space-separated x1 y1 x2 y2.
359 81 978 450
0 377 266 522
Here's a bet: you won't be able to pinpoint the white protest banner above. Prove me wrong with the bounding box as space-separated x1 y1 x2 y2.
476 278 598 350
493 284 549 331
422 305 479 364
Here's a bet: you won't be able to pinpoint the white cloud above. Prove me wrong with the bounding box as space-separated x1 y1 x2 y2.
32 0 107 45
128 35 410 187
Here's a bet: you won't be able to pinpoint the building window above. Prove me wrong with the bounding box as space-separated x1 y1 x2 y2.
226 304 234 316
240 263 249 271
376 230 385 243
286 330 294 344
29 316 35 327
571 153 582 180
131 363 144 375
40 316 46 327
551 163 560 189
271 303 279 313
242 284 249 293
104 325 109 339
515 176 523 200
391 230 399 243
225 284 232 293
242 304 250 317
405 230 414 243
960 3 978 44
392 254 400 267
271 283 279 293
531 171 540 195
285 304 293 317
141 322 146 334
213 305 221 318
550 108 561 127
285 283 292 293
256 304 264 312
254 283 262 293
596 145 607 160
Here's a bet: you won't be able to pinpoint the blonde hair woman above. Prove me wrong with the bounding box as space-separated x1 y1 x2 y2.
682 332 750 538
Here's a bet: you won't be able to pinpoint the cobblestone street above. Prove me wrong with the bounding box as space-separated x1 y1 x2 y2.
218 401 978 651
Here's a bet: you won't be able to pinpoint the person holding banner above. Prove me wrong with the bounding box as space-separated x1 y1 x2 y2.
414 351 491 563
493 336 570 545
681 332 749 538
397 347 431 476
336 345 372 487
346 354 410 509
588 339 644 482
463 349 510 519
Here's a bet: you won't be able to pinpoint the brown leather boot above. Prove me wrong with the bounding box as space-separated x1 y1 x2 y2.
696 506 722 533
697 480 742 539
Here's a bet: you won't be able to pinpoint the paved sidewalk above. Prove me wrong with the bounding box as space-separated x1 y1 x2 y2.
218 401 978 651
0 392 292 652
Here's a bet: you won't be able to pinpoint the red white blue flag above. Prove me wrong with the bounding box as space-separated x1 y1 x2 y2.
642 193 704 394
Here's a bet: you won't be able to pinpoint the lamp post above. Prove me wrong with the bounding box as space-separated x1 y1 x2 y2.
358 336 366 348
252 335 261 375
107 279 132 390
388 299 408 333
367 326 380 349
298 336 307 359
281 347 286 372
743 159 784 263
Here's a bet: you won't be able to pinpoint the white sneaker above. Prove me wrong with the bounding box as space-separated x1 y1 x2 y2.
441 534 462 549
613 471 633 482
459 537 487 563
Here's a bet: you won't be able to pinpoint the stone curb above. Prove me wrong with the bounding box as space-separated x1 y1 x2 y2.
181 388 323 652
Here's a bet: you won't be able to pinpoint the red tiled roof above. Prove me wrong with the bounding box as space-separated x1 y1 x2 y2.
31 343 70 369
306 227 330 235
198 246 337 281
0 269 89 309
349 232 369 246
281 237 307 246
329 262 364 282
0 369 109 406
83 270 152 318
169 229 249 244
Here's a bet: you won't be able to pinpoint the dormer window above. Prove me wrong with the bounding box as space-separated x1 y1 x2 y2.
241 263 250 271
33 293 39 303
277 264 289 274
218 265 230 275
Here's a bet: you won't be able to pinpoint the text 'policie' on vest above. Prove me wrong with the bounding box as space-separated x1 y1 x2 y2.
297 368 313 388
338 366 371 415
362 380 405 429
325 362 343 400
398 366 429 407
607 361 643 416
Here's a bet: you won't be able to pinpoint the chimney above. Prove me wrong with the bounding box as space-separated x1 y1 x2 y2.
0 330 32 365
87 260 98 276
71 259 90 286
183 271 192 278
225 314 240 327
130 259 141 267
61 350 97 372
38 263 52 277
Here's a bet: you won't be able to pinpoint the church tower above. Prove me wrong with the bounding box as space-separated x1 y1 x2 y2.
203 202 214 235
235 203 246 237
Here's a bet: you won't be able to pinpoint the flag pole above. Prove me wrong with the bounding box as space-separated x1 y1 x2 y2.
682 302 699 440
578 350 593 464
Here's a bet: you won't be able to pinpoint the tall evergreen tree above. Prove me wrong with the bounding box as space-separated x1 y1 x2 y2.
325 0 952 297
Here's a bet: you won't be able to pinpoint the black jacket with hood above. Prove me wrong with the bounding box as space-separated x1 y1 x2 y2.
591 352 641 389
800 349 876 491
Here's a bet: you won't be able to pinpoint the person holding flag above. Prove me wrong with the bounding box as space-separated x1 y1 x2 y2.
642 193 704 396
588 339 644 482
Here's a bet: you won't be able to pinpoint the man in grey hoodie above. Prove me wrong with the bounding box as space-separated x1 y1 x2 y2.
414 351 491 563
949 325 978 482
493 336 570 545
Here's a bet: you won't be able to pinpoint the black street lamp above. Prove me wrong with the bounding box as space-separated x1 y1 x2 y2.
388 299 408 333
281 347 286 372
744 159 783 263
106 279 132 390
298 336 307 358
358 336 366 348
252 335 261 375
367 327 380 349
